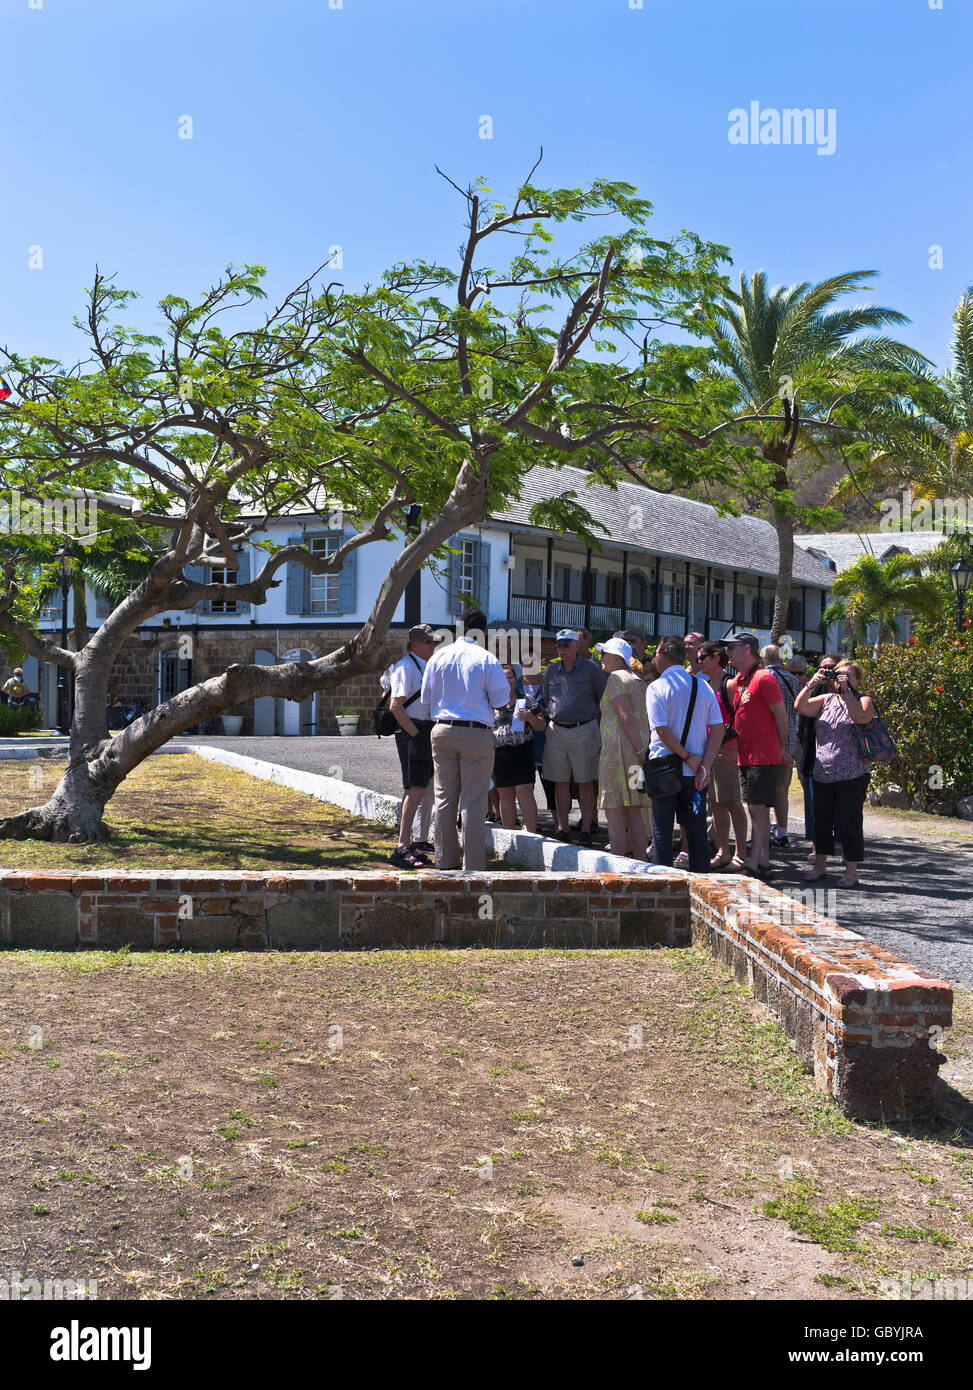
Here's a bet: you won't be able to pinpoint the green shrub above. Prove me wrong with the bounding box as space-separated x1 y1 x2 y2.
0 703 43 736
858 625 973 798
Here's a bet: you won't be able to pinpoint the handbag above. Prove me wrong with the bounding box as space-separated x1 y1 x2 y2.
371 653 423 737
643 676 698 799
851 714 897 763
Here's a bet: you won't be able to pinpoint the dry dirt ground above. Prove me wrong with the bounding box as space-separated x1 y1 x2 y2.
2 947 972 1301
0 756 400 872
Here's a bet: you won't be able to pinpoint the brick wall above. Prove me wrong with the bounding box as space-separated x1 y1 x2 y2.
0 870 690 952
689 876 952 1121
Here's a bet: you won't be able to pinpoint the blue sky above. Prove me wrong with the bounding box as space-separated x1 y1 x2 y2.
1 0 970 372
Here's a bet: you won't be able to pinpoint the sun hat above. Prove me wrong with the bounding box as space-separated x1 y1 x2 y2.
595 637 633 665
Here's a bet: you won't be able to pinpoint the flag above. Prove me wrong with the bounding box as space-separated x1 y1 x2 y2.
0 377 11 401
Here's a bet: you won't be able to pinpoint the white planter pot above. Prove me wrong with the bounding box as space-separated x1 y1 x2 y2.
336 717 359 737
221 715 244 736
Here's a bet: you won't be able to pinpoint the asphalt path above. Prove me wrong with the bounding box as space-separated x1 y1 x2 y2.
196 735 973 989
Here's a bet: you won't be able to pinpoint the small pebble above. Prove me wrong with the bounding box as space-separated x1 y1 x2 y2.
571 1255 584 1267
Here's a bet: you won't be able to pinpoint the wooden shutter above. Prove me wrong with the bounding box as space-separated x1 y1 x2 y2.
233 550 250 615
447 544 464 616
472 539 490 615
285 537 307 615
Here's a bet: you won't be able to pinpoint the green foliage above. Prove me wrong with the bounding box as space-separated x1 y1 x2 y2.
858 627 973 796
831 552 942 650
0 703 42 736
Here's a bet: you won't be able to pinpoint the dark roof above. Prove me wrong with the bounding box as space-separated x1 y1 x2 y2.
491 465 836 587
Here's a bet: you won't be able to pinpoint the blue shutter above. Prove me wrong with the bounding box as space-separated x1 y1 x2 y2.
472 539 491 616
285 537 306 616
184 564 206 616
447 544 463 616
234 550 250 615
336 537 356 614
45 593 63 625
93 591 111 621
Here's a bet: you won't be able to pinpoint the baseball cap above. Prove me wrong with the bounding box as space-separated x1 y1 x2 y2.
595 637 633 665
408 624 440 643
724 631 759 654
555 629 580 642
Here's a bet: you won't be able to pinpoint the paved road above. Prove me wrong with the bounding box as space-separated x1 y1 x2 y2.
195 735 973 988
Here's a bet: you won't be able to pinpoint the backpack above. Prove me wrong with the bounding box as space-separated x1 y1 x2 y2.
370 652 423 737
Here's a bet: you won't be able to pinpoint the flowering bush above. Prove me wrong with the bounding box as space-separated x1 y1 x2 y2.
858 626 973 798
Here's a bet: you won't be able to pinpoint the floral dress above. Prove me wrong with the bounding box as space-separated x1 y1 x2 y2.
598 669 651 809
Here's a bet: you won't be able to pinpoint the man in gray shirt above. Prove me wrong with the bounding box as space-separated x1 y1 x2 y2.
540 630 608 845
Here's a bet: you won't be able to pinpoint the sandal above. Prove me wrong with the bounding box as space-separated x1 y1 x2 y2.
803 868 828 882
709 852 733 871
389 847 426 869
674 852 690 867
408 843 432 865
836 873 860 889
727 856 747 873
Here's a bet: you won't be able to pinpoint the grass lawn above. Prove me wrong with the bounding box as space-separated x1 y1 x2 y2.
0 754 399 871
1 945 971 1300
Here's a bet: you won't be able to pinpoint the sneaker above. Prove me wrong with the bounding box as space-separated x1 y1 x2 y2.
771 829 789 848
411 840 434 854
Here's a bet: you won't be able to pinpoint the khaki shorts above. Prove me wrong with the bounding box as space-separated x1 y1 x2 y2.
712 753 742 804
542 720 601 783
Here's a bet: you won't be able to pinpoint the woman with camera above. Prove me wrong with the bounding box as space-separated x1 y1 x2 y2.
794 660 875 889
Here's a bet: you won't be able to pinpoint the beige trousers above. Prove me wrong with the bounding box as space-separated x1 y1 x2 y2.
431 723 496 871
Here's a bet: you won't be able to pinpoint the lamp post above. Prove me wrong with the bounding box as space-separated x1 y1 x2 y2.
55 546 74 735
950 547 972 634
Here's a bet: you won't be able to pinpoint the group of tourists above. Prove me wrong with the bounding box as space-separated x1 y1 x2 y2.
380 616 878 889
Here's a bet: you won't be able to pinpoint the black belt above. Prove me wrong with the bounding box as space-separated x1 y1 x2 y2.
436 718 490 730
552 718 594 729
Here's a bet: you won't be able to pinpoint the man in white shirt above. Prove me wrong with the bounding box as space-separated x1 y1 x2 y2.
645 634 724 870
387 624 440 869
421 608 510 871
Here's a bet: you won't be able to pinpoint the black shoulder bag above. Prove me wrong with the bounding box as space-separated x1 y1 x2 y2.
371 652 423 738
642 676 698 799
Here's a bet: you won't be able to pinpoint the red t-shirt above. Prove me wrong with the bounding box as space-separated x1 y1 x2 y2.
727 668 782 767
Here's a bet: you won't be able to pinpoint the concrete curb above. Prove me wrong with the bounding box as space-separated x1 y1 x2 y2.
186 743 671 878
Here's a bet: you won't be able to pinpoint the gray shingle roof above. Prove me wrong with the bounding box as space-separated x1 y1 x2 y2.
795 530 950 574
490 465 836 587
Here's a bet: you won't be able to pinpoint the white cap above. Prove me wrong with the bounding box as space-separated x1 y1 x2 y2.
595 637 632 665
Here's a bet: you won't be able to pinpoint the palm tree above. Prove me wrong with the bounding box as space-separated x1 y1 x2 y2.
834 286 973 508
830 552 942 656
707 270 924 639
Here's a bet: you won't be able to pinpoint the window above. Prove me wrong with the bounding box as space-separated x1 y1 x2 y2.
208 566 238 615
308 536 341 615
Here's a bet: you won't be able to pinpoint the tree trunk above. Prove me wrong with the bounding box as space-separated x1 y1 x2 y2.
771 506 794 642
